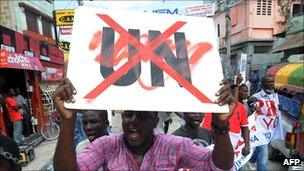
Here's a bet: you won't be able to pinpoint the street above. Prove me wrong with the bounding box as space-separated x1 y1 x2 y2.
0 1 303 171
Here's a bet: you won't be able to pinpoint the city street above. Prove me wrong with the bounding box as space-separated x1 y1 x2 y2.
0 0 303 171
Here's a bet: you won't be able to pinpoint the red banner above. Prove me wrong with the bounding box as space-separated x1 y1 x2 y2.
41 67 64 81
0 49 44 71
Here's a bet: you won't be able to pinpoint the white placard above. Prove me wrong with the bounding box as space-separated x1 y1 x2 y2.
65 6 228 113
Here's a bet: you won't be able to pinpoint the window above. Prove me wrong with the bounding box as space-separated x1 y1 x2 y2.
42 18 53 38
292 3 304 17
217 24 220 37
25 9 39 32
254 46 273 54
257 0 272 16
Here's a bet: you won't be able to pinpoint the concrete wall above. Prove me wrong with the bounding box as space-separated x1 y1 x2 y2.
0 1 16 30
11 0 55 39
0 0 55 38
214 12 226 47
213 0 289 46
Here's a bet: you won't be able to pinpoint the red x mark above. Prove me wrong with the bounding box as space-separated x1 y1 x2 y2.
84 14 212 103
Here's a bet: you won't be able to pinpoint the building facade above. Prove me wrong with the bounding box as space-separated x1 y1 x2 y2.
0 0 63 137
213 0 302 80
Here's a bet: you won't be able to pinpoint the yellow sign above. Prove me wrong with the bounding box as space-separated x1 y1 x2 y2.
55 9 74 26
59 41 70 51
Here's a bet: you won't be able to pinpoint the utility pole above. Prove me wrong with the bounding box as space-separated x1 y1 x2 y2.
224 0 232 80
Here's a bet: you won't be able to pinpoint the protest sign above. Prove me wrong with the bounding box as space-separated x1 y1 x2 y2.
231 112 283 170
65 6 227 113
204 97 284 170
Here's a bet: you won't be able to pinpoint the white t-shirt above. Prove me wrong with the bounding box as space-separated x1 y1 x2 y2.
252 89 280 116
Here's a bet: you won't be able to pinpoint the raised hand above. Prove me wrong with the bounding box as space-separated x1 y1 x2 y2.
213 79 237 123
236 74 243 86
53 78 77 119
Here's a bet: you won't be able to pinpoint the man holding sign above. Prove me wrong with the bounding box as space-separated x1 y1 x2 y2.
53 78 236 170
249 76 283 171
53 6 236 171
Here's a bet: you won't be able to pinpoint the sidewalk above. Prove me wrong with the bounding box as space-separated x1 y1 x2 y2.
22 140 57 171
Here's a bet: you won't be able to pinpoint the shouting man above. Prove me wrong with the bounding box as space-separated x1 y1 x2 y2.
53 78 236 170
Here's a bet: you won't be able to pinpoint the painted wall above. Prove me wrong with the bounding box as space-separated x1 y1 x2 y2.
0 1 17 30
213 0 289 46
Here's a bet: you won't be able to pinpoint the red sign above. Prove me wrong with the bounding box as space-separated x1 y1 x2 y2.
0 49 44 71
0 25 64 65
41 67 64 81
60 27 73 35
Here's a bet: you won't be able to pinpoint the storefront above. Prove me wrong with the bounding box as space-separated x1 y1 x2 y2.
0 25 64 137
0 49 44 137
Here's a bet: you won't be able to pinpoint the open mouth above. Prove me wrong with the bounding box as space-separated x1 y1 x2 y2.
86 131 95 137
193 119 201 125
128 129 141 141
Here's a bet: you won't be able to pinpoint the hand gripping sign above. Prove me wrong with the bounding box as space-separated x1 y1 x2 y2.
65 7 228 113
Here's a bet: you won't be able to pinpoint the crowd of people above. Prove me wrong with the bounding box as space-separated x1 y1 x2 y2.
0 87 31 171
0 87 32 143
0 74 281 171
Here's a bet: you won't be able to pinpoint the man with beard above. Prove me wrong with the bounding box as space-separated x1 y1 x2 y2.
53 78 236 170
173 112 213 147
249 76 280 171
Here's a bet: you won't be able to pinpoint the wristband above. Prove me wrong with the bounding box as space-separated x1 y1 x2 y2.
211 122 229 135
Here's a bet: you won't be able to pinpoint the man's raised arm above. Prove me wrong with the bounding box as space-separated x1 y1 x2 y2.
53 78 78 170
211 79 236 170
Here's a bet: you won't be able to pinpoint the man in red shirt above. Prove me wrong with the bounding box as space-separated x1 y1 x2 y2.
5 88 23 143
202 85 250 159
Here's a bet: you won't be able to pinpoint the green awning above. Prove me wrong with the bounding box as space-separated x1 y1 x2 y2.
289 65 304 88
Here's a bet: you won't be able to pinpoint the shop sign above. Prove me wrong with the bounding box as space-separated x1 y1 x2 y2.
55 9 75 26
59 27 73 35
0 49 44 71
59 41 70 51
0 49 8 67
41 67 64 81
40 55 50 61
0 25 64 65
1 44 15 52
182 4 215 17
152 8 179 15
24 50 34 57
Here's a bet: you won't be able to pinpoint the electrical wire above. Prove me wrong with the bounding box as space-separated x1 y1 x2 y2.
64 0 73 9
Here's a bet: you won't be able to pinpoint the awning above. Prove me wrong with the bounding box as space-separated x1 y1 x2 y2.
0 49 44 71
266 63 287 76
288 65 304 88
274 63 303 88
272 31 304 53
